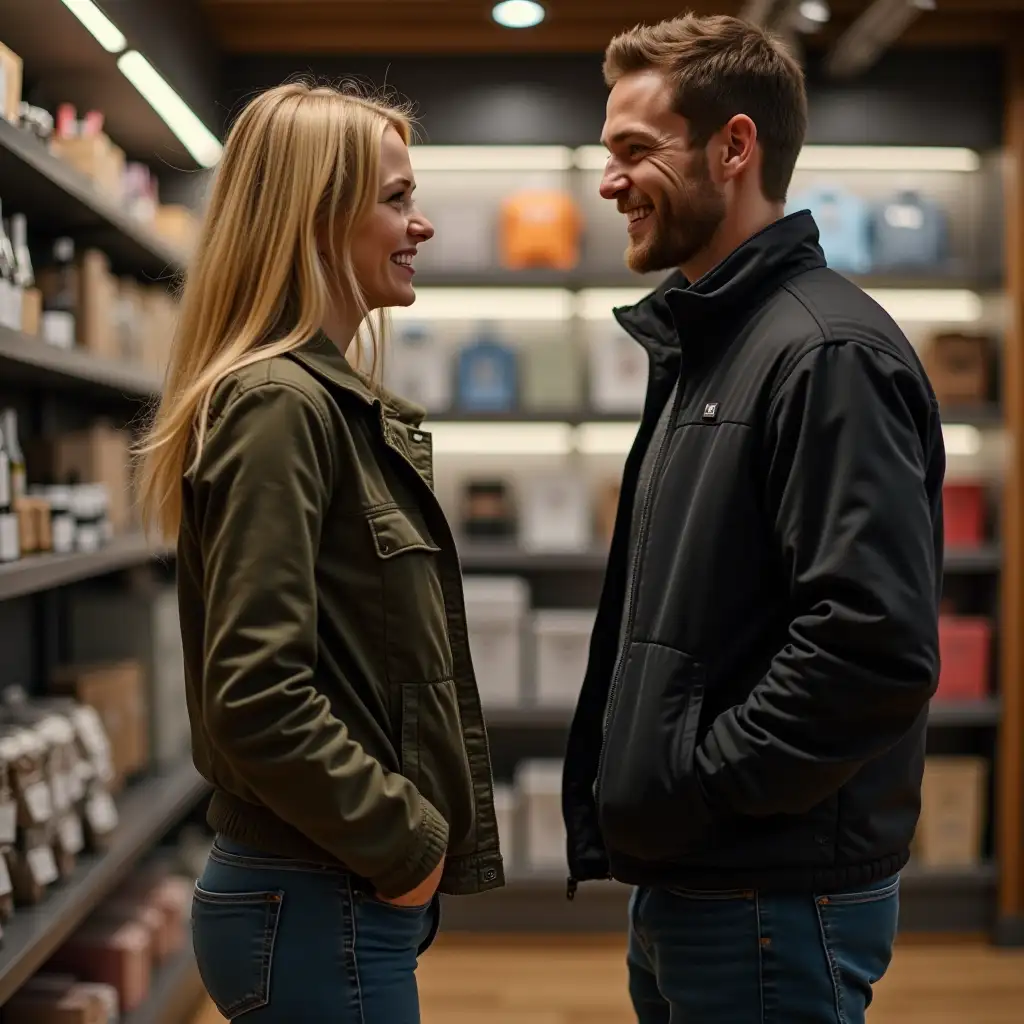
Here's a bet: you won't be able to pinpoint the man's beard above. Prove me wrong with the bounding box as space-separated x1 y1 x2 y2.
624 158 726 276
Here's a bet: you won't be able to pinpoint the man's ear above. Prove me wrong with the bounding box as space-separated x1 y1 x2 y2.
719 114 758 183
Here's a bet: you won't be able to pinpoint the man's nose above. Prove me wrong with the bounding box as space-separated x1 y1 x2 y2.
599 166 629 201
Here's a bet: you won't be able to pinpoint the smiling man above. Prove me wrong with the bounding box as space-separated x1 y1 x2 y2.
561 14 945 1023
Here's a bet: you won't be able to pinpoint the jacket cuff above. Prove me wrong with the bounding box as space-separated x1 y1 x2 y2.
371 798 450 899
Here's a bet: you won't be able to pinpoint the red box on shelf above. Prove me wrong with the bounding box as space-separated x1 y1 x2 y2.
943 482 986 548
937 615 992 701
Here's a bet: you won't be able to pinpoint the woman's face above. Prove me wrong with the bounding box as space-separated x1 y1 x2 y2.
348 125 434 311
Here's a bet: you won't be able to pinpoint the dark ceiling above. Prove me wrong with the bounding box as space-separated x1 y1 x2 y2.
3 0 1024 181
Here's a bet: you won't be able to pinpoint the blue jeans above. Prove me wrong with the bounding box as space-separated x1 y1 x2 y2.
191 837 441 1022
628 874 900 1024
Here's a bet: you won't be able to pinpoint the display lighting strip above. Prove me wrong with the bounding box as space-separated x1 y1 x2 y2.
59 1 224 169
426 419 983 458
408 145 573 171
572 144 980 173
391 288 575 321
399 287 983 325
61 0 127 52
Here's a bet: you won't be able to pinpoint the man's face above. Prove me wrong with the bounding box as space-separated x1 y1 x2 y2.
599 70 726 276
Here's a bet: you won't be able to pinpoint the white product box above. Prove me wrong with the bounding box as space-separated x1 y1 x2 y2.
520 473 591 553
516 758 566 874
533 609 596 708
384 324 453 413
492 782 517 873
462 575 529 708
587 324 649 413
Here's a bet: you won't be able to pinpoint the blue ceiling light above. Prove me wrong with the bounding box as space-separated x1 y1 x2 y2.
492 1 546 29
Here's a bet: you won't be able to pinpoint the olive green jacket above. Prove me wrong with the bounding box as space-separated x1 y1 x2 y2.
177 333 504 898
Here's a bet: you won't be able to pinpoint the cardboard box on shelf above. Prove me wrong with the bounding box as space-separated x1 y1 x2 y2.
15 974 118 1024
152 204 198 255
21 287 42 337
923 332 991 407
28 423 134 535
915 756 988 868
49 134 126 201
2 979 110 1024
78 249 119 359
0 41 23 125
139 287 178 376
49 660 148 790
49 919 152 1014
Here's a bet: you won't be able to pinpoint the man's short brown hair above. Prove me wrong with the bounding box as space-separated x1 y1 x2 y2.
604 14 807 203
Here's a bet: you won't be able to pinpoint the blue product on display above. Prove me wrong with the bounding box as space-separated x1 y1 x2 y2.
786 185 873 274
456 330 518 412
871 190 949 270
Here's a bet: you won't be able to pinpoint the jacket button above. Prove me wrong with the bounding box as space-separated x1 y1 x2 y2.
482 867 497 882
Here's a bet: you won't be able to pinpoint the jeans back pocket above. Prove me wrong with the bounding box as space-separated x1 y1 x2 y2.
192 883 283 1019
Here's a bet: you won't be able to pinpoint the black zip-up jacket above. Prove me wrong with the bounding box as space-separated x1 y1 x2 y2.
562 212 945 895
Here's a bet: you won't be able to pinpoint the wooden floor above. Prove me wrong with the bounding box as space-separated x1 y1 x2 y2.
190 935 1024 1023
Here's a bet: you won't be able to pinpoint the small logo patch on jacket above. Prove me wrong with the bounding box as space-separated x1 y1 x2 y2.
702 402 720 421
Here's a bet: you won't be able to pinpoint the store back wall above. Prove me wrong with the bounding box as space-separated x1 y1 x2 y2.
221 48 1004 149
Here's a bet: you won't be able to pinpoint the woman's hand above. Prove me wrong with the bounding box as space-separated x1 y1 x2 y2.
377 854 445 907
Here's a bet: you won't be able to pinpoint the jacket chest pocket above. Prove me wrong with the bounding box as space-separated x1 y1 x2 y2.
368 507 454 685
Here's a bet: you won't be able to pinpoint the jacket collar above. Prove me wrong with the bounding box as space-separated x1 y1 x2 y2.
614 211 826 361
289 331 427 427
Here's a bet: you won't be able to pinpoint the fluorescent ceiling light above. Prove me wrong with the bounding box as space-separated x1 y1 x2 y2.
866 288 982 323
410 145 572 172
492 0 546 29
117 50 223 168
428 422 571 456
392 288 573 322
574 145 979 173
799 0 832 24
61 0 126 53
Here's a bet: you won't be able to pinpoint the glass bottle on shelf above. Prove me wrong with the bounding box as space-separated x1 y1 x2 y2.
42 237 76 349
11 214 34 294
0 205 16 332
0 428 20 563
1 410 25 501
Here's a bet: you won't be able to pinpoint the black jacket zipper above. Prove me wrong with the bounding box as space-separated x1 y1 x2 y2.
592 379 685 814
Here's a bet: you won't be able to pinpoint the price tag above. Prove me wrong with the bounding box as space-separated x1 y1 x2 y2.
59 814 85 855
86 791 118 835
24 779 53 824
0 853 12 897
0 802 16 845
27 844 59 887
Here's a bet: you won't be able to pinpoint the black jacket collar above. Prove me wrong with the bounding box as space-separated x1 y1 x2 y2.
614 211 826 362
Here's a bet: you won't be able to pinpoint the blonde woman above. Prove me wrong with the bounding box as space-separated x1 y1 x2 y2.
136 83 504 1021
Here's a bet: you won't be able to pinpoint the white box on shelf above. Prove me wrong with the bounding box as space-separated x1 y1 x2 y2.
587 325 649 413
516 758 566 874
462 575 529 708
492 782 517 873
521 473 591 552
533 609 596 707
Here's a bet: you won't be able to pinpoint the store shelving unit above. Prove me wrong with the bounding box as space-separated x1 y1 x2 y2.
0 118 186 279
0 759 209 1004
0 326 162 399
409 141 1012 937
0 110 205 1015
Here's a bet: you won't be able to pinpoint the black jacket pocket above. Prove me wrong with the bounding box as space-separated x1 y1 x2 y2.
597 642 713 862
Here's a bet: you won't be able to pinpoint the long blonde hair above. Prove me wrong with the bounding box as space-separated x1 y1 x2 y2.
135 81 412 541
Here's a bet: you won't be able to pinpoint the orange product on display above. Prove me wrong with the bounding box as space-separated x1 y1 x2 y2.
499 190 582 270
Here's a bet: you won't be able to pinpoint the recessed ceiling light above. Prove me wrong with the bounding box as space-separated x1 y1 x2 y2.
798 0 831 23
492 0 546 29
